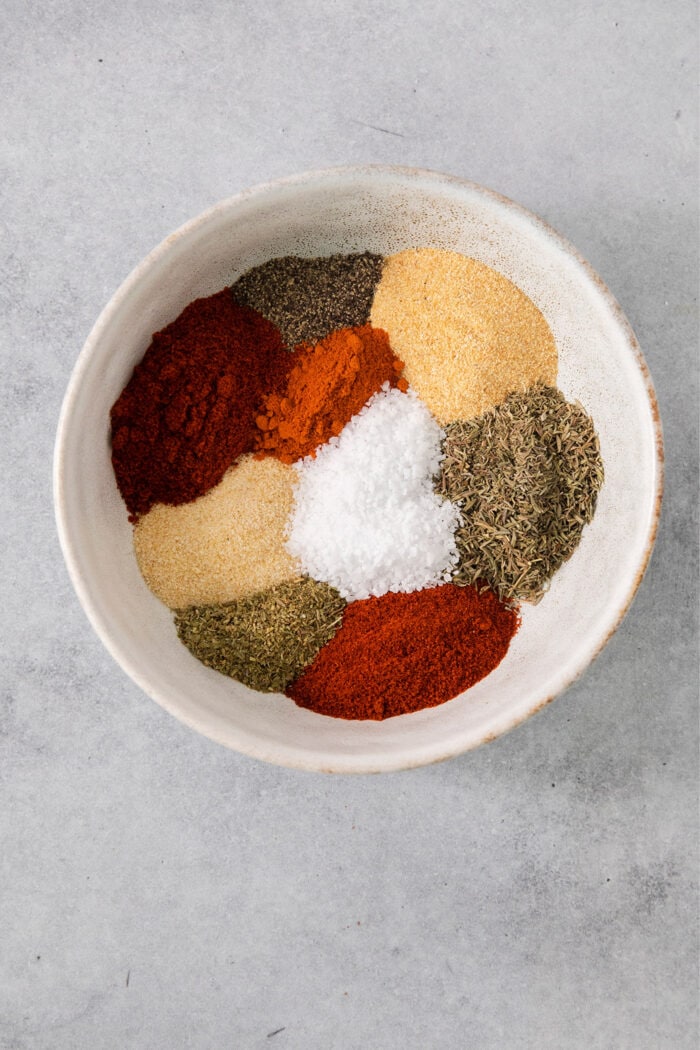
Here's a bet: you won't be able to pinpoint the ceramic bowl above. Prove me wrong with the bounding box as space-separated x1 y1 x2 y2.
53 165 663 773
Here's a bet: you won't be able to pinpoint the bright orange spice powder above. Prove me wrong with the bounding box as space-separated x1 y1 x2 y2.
254 325 406 464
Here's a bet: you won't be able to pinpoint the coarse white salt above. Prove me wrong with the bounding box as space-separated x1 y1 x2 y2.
286 385 460 601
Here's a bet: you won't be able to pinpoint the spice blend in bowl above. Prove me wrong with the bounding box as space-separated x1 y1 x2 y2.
54 167 662 770
108 244 603 720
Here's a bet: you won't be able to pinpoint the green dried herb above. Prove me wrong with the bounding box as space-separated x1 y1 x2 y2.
230 253 385 348
174 577 346 692
437 385 604 603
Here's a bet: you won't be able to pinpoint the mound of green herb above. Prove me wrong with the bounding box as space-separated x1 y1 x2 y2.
174 577 346 692
437 385 604 603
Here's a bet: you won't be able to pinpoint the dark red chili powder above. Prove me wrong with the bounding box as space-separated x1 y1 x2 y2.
286 583 519 720
110 290 290 519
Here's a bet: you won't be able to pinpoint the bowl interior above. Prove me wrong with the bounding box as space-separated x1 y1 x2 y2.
54 167 662 772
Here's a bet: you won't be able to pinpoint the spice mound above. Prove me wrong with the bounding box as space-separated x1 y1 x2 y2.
438 385 604 603
255 325 406 463
175 578 346 693
231 252 384 348
285 385 460 601
370 248 557 425
110 248 605 722
133 455 299 609
286 584 520 720
111 290 289 519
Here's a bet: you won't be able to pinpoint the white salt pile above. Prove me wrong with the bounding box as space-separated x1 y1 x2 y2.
286 385 460 601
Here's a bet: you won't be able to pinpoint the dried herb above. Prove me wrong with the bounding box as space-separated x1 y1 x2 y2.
174 577 346 692
437 385 604 603
230 253 384 348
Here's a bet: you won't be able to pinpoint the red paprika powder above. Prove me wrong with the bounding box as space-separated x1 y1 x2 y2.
286 583 519 720
110 290 290 519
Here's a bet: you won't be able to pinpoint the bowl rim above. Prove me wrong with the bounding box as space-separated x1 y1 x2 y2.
53 163 665 773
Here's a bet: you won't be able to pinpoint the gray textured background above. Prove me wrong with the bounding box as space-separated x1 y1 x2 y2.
2 1 698 1047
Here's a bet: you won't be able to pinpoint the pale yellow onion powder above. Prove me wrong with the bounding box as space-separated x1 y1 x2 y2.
370 248 557 424
133 455 300 609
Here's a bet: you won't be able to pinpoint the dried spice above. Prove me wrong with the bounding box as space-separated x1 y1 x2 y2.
370 248 557 424
109 248 606 722
255 325 406 463
231 252 384 348
286 583 520 720
133 456 299 609
437 385 604 603
175 578 346 693
111 290 290 519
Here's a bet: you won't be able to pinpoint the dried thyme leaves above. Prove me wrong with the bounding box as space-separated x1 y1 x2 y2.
174 577 346 692
230 253 385 348
437 385 604 603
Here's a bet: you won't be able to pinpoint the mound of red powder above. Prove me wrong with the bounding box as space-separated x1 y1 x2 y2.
110 290 290 519
286 583 519 720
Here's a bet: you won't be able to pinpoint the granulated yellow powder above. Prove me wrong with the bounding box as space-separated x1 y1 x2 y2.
370 249 557 424
133 455 300 609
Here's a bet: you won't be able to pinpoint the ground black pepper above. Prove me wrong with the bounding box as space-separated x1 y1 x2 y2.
230 252 385 348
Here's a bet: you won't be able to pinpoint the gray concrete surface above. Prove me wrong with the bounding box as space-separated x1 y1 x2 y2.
2 1 698 1047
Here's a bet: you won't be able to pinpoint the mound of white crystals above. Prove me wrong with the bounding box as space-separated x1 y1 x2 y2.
286 385 460 601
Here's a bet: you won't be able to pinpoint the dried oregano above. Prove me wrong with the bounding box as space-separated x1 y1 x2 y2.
436 385 604 603
174 577 346 692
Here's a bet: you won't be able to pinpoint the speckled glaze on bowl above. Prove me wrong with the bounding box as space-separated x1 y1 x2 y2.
53 166 663 773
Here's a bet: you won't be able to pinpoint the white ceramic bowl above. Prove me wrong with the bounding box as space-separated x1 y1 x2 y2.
54 166 663 773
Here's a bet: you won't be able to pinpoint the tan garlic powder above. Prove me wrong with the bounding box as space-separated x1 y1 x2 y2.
133 455 300 609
